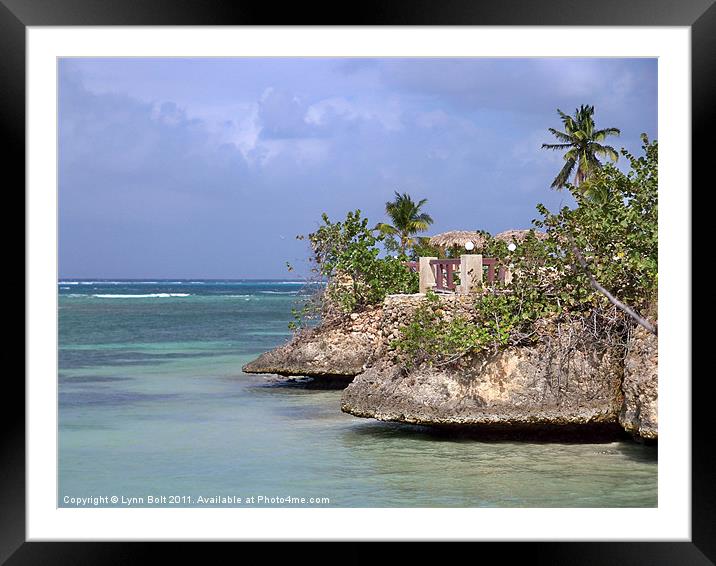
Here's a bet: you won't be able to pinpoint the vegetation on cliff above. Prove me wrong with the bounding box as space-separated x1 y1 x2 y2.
288 210 419 329
287 103 657 374
393 134 657 368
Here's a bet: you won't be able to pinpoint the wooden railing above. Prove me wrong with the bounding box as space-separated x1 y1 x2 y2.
429 259 461 291
415 255 510 294
481 258 508 285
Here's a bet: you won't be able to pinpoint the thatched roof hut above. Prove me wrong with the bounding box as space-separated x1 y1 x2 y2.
494 229 547 244
429 230 488 250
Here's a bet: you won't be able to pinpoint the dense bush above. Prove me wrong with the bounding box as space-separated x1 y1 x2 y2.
393 291 527 368
289 210 418 329
535 134 658 313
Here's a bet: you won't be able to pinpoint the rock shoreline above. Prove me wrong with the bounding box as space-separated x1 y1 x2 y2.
242 294 657 441
619 324 658 440
242 306 382 378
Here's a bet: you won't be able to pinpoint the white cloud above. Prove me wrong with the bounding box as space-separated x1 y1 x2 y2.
305 97 359 125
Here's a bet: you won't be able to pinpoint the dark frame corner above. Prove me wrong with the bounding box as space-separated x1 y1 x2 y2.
7 0 710 563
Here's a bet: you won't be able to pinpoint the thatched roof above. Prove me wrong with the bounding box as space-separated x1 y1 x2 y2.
429 230 488 249
494 229 547 244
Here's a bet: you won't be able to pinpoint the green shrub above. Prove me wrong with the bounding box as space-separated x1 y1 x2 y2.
289 210 418 328
535 135 658 313
393 290 546 369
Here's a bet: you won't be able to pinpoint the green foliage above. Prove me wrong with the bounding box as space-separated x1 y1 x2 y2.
393 290 549 369
393 292 485 369
409 236 442 261
287 301 320 331
382 234 402 257
478 233 510 259
393 135 657 368
535 134 658 312
291 209 418 328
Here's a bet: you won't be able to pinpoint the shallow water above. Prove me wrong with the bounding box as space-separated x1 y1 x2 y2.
58 280 657 508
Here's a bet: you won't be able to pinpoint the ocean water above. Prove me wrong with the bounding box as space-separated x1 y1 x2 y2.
58 280 657 508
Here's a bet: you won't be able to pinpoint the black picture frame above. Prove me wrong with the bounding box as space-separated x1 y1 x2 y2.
6 0 707 562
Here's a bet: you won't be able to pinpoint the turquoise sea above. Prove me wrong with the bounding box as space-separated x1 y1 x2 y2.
58 280 657 508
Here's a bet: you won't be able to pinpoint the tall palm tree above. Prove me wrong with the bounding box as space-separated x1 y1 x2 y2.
375 191 434 256
542 105 620 189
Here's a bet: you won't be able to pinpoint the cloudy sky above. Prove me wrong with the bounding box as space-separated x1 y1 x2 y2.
59 58 657 279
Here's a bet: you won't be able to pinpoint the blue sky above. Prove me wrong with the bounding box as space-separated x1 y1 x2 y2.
59 58 657 279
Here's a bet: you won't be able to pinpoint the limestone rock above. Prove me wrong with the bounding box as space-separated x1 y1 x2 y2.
341 323 624 426
245 290 656 441
242 309 381 377
619 325 658 440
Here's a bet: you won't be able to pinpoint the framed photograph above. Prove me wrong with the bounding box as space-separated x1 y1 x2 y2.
8 0 708 561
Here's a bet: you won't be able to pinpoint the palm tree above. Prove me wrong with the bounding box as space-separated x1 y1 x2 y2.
375 191 434 256
542 105 620 189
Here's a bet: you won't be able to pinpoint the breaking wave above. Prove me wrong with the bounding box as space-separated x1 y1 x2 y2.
91 293 192 299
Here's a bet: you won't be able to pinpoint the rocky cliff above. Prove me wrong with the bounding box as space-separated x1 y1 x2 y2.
242 307 382 378
241 294 459 378
619 324 658 440
341 318 624 427
243 293 657 440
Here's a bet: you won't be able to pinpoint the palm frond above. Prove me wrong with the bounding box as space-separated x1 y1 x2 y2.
551 157 576 189
415 212 434 225
409 221 431 232
374 222 398 236
547 128 572 143
542 143 573 151
592 143 619 162
593 127 621 141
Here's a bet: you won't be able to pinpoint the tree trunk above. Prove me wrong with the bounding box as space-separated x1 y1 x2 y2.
568 236 657 336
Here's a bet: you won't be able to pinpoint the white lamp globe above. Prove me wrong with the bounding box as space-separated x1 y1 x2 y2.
507 243 517 252
464 241 475 251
